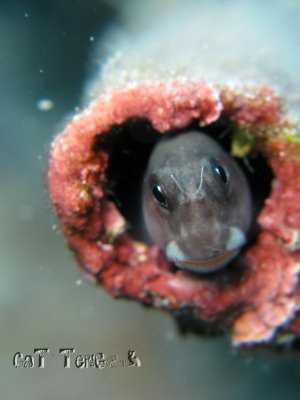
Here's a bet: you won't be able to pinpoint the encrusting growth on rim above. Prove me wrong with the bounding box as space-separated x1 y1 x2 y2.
48 80 300 346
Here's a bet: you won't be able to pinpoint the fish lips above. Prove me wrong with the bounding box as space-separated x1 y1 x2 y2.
166 226 246 273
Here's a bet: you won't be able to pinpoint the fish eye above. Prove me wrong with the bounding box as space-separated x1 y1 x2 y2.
152 184 169 209
214 165 229 186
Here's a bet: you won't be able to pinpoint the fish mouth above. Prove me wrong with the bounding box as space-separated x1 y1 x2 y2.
174 248 240 273
165 239 241 273
165 226 246 273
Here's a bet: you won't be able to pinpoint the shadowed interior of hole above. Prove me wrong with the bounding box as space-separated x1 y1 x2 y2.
94 118 273 249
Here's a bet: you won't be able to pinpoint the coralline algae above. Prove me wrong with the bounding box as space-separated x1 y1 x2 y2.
48 0 300 346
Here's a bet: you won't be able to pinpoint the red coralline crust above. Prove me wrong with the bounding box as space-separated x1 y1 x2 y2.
48 79 300 346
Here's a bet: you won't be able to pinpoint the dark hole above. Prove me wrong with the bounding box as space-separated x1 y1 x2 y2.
94 117 273 249
93 118 162 242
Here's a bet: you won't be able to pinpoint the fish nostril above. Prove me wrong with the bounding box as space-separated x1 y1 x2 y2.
196 192 206 202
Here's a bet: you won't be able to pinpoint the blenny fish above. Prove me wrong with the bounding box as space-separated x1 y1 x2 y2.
142 131 252 273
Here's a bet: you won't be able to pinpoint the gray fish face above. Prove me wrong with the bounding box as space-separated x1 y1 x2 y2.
142 131 252 273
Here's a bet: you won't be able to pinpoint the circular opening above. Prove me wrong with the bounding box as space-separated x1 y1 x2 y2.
94 118 273 251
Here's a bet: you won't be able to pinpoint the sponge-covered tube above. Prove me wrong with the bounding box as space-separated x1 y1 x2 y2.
48 0 300 347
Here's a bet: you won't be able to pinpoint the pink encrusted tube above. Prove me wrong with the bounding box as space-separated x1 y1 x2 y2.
48 0 300 346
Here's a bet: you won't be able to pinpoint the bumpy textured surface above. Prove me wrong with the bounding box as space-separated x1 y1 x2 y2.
48 79 300 346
